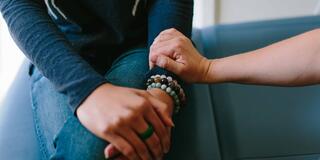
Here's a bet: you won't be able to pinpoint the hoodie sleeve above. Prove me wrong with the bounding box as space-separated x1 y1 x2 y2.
0 0 108 114
147 0 194 88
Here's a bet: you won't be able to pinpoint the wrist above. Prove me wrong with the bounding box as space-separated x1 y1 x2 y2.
76 83 114 115
147 88 174 115
203 59 226 83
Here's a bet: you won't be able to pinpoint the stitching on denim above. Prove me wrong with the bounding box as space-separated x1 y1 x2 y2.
32 75 45 84
31 81 50 159
49 116 72 159
30 68 46 84
52 116 71 148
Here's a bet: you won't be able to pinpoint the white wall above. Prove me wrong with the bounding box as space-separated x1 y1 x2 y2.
219 0 319 24
194 0 320 27
0 17 25 104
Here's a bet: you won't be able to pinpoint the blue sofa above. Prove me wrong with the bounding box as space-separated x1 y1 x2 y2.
1 16 320 160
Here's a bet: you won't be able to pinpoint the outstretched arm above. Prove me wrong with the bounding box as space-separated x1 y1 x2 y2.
150 28 320 86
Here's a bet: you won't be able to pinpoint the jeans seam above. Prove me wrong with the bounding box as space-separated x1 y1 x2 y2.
31 79 50 160
49 116 72 160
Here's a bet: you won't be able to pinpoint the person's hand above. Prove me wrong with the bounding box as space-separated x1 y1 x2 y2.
104 88 175 159
149 28 211 83
77 83 174 160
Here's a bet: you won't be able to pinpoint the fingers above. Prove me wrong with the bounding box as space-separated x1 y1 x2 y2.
156 55 184 75
144 106 170 155
105 144 121 159
150 35 190 67
103 133 140 160
117 127 152 160
132 117 163 159
153 28 182 44
146 95 174 127
150 28 183 69
151 38 177 61
149 39 176 70
144 133 163 160
115 156 129 160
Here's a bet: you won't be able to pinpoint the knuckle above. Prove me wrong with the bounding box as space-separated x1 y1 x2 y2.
123 147 135 158
174 43 183 52
113 116 128 127
99 122 115 134
128 112 139 121
148 135 160 148
149 46 156 52
136 98 149 108
177 37 186 43
139 148 149 160
159 127 167 138
160 58 168 67
152 136 161 147
151 138 162 157
149 51 157 59
168 28 176 33
139 91 150 97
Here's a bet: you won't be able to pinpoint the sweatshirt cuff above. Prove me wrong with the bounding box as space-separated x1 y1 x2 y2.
68 77 108 115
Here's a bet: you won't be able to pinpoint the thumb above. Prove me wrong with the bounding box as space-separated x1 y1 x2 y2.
156 55 183 74
149 60 155 70
104 144 121 159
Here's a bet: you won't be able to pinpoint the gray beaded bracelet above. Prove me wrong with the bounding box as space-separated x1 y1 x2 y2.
146 74 185 114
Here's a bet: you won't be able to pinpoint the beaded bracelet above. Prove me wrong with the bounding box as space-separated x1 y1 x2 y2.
146 75 186 114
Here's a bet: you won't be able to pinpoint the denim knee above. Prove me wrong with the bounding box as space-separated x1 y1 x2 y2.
30 68 107 160
105 48 149 89
50 116 107 160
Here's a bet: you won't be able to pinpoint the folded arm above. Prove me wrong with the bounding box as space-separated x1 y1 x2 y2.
0 0 107 112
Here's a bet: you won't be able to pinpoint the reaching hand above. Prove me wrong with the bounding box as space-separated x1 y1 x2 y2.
77 83 174 160
149 28 211 83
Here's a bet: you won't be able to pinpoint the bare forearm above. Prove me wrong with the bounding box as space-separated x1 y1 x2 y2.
208 29 320 86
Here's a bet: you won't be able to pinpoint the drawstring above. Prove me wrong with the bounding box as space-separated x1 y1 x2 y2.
132 0 141 16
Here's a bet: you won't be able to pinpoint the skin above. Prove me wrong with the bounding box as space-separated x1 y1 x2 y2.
149 28 320 86
77 83 174 160
104 88 174 160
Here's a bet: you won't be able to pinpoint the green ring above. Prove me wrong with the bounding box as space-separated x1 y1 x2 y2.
139 124 154 140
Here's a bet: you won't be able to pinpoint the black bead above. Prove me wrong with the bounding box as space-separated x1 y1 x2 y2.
173 86 180 94
161 78 168 84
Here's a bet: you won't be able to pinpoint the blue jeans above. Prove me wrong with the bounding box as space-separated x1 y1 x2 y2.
30 48 149 160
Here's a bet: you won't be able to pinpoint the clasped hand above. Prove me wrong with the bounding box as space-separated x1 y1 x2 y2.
77 83 174 160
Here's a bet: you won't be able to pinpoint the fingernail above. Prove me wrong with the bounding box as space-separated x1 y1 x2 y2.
164 147 169 154
105 149 111 160
105 147 117 160
168 118 175 127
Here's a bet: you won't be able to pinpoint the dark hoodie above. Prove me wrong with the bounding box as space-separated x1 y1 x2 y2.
0 0 193 113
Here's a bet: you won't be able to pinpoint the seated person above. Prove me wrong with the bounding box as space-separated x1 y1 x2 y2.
0 0 193 159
